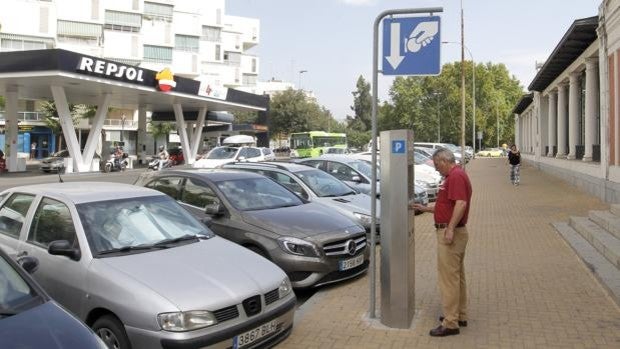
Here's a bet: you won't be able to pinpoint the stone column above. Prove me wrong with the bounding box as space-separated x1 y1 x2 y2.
584 58 599 161
547 91 557 156
5 87 18 172
567 72 581 160
556 82 568 158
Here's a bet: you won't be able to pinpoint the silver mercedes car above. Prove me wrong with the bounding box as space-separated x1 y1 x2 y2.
0 183 295 349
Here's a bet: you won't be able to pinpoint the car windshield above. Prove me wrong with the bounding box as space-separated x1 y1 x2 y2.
216 178 304 211
296 169 356 197
326 148 344 154
347 160 376 179
51 150 68 157
77 195 214 256
206 147 238 160
0 255 40 317
414 152 430 165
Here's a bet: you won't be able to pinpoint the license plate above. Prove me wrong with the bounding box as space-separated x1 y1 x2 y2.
233 320 280 349
339 254 364 271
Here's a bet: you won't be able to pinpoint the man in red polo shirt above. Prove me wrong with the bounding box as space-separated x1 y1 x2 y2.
413 147 472 337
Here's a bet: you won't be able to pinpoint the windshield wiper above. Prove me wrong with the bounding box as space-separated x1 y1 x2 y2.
152 234 202 248
98 244 168 256
0 307 17 318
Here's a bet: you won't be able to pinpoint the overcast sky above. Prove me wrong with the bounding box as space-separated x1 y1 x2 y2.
227 0 601 120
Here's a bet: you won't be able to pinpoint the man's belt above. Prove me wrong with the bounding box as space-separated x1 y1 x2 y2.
434 223 466 229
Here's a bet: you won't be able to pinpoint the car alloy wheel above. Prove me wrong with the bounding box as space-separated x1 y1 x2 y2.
97 328 121 349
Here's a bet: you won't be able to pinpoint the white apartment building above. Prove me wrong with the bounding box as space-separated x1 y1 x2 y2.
0 0 259 158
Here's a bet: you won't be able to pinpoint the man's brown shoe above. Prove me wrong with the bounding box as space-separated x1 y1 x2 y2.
439 316 468 327
429 325 460 337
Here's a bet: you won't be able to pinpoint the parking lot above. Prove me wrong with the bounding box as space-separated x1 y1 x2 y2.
3 158 620 348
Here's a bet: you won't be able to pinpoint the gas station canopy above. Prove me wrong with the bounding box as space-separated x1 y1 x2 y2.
0 48 269 173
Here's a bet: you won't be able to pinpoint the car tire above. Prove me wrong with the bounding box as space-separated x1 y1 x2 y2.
93 315 131 349
104 163 112 173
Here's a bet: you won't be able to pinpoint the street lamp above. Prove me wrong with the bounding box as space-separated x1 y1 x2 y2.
298 70 308 90
433 92 442 142
442 41 476 154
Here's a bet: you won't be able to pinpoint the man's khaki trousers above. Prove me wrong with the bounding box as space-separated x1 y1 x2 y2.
436 226 468 329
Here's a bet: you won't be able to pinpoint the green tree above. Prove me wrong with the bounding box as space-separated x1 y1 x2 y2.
348 75 372 131
381 61 522 147
148 121 176 151
40 101 81 152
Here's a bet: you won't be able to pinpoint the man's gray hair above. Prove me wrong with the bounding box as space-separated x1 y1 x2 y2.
433 147 456 163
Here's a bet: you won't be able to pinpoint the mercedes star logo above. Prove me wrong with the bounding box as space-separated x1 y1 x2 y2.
346 239 357 256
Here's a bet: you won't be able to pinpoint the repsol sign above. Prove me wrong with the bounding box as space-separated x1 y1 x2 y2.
77 57 145 82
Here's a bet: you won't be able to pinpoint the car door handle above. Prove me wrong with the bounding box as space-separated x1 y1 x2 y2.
16 251 28 257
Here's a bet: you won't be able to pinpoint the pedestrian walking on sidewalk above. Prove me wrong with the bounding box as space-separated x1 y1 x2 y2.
30 142 36 160
412 148 472 337
507 144 521 186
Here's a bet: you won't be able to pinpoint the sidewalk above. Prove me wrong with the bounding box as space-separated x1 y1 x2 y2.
279 158 620 348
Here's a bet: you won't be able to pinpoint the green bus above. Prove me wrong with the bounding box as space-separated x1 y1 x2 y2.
290 131 347 157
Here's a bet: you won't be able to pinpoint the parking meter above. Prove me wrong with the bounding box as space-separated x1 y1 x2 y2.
379 129 415 328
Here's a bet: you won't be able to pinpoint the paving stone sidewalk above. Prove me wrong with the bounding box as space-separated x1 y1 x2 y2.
279 158 620 349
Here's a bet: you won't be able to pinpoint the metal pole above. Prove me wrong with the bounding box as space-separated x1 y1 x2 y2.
370 6 443 319
121 114 125 143
460 1 466 166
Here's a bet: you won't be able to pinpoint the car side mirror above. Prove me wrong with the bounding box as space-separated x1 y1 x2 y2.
17 256 39 274
238 156 247 162
351 175 362 183
205 202 224 216
48 240 81 261
201 217 213 227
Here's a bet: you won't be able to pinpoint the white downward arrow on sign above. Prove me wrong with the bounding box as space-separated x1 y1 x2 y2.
386 22 404 69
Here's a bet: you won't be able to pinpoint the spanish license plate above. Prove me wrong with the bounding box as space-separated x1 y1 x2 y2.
233 320 280 349
339 254 364 271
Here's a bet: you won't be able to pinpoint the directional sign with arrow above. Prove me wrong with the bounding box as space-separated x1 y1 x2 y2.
382 16 441 76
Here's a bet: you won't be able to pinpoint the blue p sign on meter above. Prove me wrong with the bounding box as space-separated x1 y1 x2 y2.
392 140 406 154
382 16 441 76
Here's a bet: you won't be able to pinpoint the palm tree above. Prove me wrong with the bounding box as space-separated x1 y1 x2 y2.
148 121 176 151
40 101 80 153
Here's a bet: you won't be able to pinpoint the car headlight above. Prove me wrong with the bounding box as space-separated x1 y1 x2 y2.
277 237 320 257
157 310 218 332
278 278 293 299
353 212 372 226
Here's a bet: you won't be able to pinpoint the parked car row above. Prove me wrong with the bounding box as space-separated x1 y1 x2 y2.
0 183 296 349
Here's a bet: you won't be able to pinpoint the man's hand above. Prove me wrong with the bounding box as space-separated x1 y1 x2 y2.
444 228 455 244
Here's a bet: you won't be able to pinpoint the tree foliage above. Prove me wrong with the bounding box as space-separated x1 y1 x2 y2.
40 101 82 152
348 75 372 132
378 61 523 147
268 88 344 139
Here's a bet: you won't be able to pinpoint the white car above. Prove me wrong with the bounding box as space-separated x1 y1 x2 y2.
0 182 295 349
193 146 265 168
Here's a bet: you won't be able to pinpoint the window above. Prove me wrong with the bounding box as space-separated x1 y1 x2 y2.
238 147 261 159
181 178 219 208
1 39 46 51
175 34 199 53
144 177 183 199
326 162 357 182
0 194 35 239
57 20 102 38
104 10 142 32
144 2 173 19
215 44 221 61
202 26 221 42
28 198 77 248
143 45 172 63
259 171 305 197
